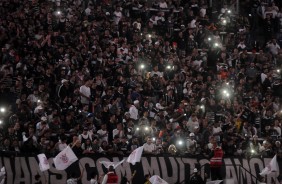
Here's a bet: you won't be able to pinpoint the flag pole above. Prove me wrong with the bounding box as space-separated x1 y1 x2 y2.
71 140 79 149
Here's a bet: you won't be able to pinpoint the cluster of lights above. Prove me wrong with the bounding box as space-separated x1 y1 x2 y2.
136 126 150 132
222 89 230 98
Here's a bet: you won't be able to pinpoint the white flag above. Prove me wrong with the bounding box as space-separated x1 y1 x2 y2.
260 155 278 176
149 175 168 184
100 159 125 169
53 146 78 170
126 146 143 165
37 153 50 171
206 180 223 184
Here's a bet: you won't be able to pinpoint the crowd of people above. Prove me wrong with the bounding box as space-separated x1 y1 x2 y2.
0 0 282 162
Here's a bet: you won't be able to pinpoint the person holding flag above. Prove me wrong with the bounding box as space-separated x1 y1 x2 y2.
101 165 118 184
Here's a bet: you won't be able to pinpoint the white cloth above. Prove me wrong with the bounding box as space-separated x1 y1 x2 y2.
37 153 50 171
260 155 278 176
79 85 91 104
149 175 168 184
127 146 144 165
53 146 78 170
100 159 125 169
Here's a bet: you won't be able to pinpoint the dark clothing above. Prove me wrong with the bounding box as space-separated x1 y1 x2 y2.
189 174 205 184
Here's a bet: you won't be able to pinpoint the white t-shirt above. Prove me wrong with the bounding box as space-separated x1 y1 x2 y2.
113 129 125 138
97 129 108 142
79 85 91 104
113 11 122 25
129 105 138 120
143 143 156 153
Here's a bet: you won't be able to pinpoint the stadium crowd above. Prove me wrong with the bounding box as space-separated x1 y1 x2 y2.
0 0 282 160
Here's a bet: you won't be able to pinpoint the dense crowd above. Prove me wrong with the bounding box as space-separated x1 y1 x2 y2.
0 0 282 160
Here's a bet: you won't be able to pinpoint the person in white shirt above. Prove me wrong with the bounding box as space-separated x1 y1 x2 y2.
267 39 280 55
112 123 125 139
113 6 122 25
159 0 168 9
186 133 197 154
129 100 139 121
79 77 92 105
186 114 199 133
143 136 157 154
97 124 109 143
212 122 223 142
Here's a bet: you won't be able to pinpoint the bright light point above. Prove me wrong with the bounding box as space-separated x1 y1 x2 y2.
277 69 280 73
0 108 5 113
140 64 145 69
200 105 204 109
136 127 140 131
226 93 230 97
214 43 219 47
152 137 156 141
178 140 183 145
37 100 41 103
223 90 227 94
226 82 229 85
148 34 151 38
0 120 2 124
145 127 149 131
227 10 231 14
208 37 211 41
140 33 143 36
251 149 255 153
56 11 61 15
223 20 227 24
167 65 171 69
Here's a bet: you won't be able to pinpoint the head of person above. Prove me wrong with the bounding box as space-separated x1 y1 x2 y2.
108 165 115 172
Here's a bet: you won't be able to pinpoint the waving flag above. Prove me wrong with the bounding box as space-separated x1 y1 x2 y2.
260 155 278 176
149 175 168 184
53 146 78 170
100 159 125 169
37 153 50 171
127 146 143 165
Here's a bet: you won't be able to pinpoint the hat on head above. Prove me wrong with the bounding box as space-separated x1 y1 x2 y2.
41 116 47 122
156 103 164 110
189 133 195 137
193 168 198 173
133 100 139 104
61 79 68 84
